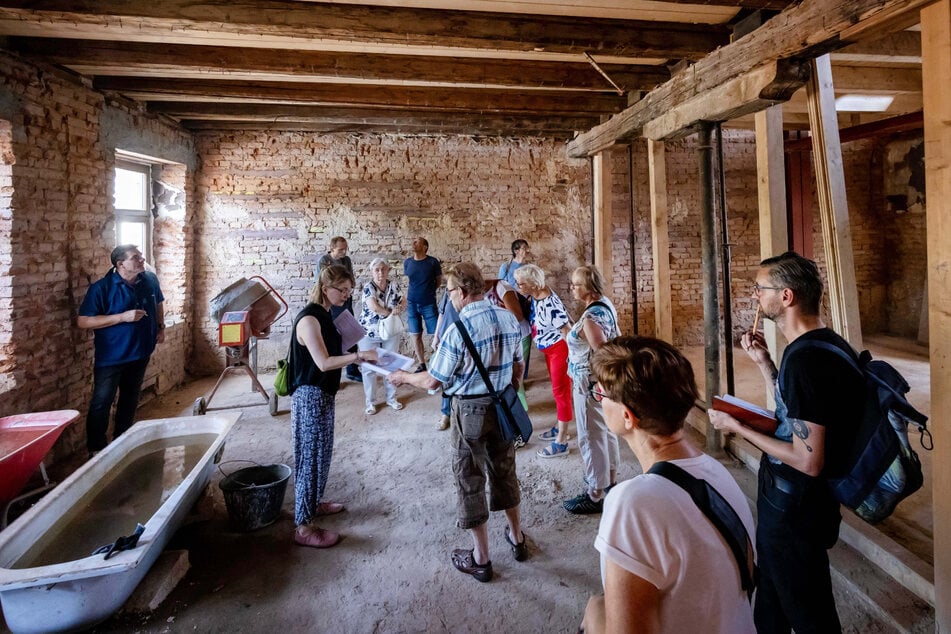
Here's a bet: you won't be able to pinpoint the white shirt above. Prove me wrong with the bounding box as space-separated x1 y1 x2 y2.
595 454 756 634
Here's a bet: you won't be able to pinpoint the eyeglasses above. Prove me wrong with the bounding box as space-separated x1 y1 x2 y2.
330 285 353 295
751 283 783 295
588 384 610 402
569 282 584 288
447 286 461 295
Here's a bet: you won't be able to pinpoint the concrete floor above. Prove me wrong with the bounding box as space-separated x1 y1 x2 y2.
2 338 931 633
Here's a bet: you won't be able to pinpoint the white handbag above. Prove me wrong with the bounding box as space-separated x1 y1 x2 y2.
378 313 405 340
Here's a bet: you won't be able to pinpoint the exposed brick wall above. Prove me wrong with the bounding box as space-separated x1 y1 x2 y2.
0 51 196 460
190 132 595 371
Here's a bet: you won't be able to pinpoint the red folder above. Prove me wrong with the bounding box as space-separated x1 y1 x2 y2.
712 395 778 435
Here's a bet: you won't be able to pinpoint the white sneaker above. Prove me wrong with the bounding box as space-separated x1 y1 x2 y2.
365 404 377 415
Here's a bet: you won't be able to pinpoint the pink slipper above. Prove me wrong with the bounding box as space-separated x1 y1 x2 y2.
316 501 345 516
294 527 341 548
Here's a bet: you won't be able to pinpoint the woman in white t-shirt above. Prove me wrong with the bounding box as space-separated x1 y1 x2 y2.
581 336 756 634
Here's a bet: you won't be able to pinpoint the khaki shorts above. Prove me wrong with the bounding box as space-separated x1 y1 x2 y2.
450 395 521 529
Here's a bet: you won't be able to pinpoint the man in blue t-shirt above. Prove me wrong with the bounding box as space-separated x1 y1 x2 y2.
78 245 165 454
403 236 442 371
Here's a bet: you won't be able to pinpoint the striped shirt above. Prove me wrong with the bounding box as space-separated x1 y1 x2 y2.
428 299 523 396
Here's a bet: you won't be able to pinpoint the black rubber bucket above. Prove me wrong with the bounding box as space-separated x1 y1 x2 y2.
218 463 291 532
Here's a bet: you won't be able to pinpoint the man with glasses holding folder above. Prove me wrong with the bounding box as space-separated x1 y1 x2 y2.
78 244 165 455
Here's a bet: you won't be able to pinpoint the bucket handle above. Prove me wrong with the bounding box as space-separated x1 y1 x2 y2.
218 459 264 479
218 460 282 489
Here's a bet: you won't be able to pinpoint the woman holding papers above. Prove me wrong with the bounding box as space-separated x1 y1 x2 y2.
562 265 621 515
358 258 407 414
288 264 377 548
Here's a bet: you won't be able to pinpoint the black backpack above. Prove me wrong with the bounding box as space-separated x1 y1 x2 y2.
779 340 932 524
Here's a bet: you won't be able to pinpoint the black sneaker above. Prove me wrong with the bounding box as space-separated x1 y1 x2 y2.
414 363 427 373
563 491 604 515
451 549 493 582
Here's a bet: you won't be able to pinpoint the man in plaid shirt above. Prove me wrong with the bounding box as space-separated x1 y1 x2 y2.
390 262 527 583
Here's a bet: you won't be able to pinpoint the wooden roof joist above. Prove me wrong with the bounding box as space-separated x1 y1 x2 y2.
93 78 627 116
566 0 936 156
0 0 734 59
12 38 670 91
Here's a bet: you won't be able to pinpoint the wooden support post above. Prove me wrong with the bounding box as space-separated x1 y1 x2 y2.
754 104 789 407
593 151 613 289
805 54 863 350
648 139 673 342
921 0 951 626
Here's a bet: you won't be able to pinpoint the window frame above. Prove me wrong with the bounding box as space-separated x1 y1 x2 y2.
114 159 153 262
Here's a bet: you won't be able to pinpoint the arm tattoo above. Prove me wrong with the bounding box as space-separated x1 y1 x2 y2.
790 419 813 453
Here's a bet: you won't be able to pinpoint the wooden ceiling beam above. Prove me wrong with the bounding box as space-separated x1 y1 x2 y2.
148 101 598 127
92 77 627 115
642 59 808 140
0 0 729 59
180 120 581 137
832 64 922 92
567 0 934 157
13 38 669 91
830 29 921 63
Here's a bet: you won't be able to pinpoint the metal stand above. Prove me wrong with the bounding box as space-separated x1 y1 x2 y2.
194 336 277 416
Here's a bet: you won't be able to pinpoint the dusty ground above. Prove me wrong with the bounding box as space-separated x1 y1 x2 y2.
91 349 646 634
2 340 930 633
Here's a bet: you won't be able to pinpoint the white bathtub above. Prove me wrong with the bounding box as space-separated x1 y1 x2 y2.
0 413 239 634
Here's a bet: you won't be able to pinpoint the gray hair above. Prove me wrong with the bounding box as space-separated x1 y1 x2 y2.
368 257 390 273
513 263 545 287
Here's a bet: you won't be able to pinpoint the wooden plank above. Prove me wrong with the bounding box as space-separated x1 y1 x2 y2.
754 105 788 405
13 38 670 91
94 77 626 116
830 29 922 63
921 0 951 628
784 111 923 151
566 0 935 157
642 60 808 140
647 139 673 343
832 65 922 92
593 151 614 289
806 54 863 349
0 0 730 59
180 120 582 138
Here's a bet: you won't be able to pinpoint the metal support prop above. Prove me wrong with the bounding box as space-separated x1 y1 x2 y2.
698 122 722 453
715 123 735 395
628 144 639 334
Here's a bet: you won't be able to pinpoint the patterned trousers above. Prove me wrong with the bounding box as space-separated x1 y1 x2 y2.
291 385 337 526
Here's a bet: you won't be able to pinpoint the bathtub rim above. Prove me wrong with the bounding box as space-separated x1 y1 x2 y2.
0 412 239 590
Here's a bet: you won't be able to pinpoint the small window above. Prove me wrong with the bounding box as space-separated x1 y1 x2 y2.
114 160 152 260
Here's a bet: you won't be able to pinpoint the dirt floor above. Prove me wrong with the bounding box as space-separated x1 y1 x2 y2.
89 348 646 633
2 339 931 633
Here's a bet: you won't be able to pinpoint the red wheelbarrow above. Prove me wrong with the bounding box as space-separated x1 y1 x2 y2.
0 409 80 528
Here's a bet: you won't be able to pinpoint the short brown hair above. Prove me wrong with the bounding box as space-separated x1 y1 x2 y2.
446 262 484 297
591 336 698 436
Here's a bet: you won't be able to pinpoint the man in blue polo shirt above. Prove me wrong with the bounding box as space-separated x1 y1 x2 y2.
78 244 165 454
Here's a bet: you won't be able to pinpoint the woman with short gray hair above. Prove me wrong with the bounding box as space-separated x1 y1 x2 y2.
357 258 406 414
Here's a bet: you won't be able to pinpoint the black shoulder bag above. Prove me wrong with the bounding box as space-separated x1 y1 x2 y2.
454 319 533 444
648 461 756 601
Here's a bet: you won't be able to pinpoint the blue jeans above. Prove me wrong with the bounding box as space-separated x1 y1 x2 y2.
86 357 151 452
406 301 439 334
